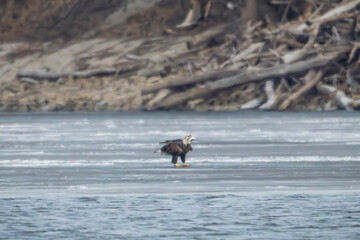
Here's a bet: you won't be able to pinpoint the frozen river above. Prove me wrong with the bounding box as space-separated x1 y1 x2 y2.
0 111 359 239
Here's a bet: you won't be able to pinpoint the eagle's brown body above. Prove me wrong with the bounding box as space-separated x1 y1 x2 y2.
156 135 195 167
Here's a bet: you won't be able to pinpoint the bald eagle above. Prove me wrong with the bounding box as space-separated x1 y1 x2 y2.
155 135 195 167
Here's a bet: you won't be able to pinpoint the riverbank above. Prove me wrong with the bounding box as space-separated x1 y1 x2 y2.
1 0 360 112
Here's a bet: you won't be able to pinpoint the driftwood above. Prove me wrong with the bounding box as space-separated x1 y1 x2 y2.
223 42 265 66
186 21 238 49
142 70 240 94
176 0 202 28
241 98 262 110
282 49 314 64
19 77 39 84
155 51 348 109
311 0 360 24
317 83 360 111
7 0 360 112
145 88 171 109
275 37 304 49
279 70 324 110
259 80 277 110
206 50 347 90
17 67 137 81
289 0 360 35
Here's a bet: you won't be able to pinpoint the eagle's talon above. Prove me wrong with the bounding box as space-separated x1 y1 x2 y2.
182 163 190 167
174 163 181 168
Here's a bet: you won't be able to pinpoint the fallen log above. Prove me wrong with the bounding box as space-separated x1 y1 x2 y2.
241 98 262 110
279 70 324 110
282 49 315 64
316 83 360 111
275 36 304 49
288 0 360 35
176 0 202 28
19 77 39 84
141 70 240 94
311 0 360 24
259 80 277 110
17 67 137 81
155 50 349 109
186 21 239 49
222 42 265 67
145 88 171 110
232 42 265 62
206 51 347 90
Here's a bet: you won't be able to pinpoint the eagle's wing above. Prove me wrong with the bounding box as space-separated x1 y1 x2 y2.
161 142 183 155
160 139 182 144
185 145 193 152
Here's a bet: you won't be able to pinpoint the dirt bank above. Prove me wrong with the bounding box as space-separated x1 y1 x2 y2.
0 0 359 112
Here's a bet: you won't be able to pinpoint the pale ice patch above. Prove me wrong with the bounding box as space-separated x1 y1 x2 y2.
0 157 168 167
80 151 136 155
193 144 224 149
89 132 117 137
104 120 117 128
67 185 88 189
103 143 156 149
264 186 290 189
189 156 360 163
2 155 360 167
147 130 188 136
0 159 115 167
0 151 45 156
345 142 360 145
74 119 91 125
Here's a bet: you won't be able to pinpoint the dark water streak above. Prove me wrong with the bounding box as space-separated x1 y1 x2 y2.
1 194 360 240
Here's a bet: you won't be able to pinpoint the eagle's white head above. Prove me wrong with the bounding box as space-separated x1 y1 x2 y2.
183 135 196 145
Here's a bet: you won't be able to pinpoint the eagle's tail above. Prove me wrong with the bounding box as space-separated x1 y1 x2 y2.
153 148 161 154
154 148 167 155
